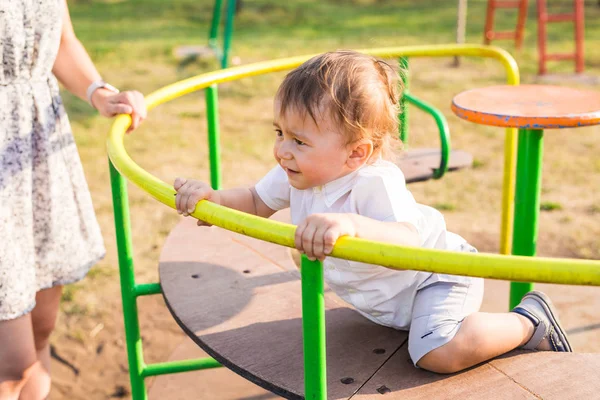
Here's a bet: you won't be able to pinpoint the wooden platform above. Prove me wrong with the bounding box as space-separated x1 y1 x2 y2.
154 215 600 399
397 148 473 184
148 341 279 400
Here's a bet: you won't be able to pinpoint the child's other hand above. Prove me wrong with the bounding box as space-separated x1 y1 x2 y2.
174 178 220 224
295 214 356 262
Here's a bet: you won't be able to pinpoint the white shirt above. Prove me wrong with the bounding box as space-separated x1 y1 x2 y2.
255 159 473 330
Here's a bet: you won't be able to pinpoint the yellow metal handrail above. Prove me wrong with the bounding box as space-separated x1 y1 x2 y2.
107 44 600 286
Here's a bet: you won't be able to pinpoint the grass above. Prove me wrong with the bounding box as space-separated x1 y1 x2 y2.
50 1 600 398
433 202 457 212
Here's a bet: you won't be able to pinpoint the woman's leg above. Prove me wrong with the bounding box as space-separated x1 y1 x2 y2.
0 315 37 400
18 286 63 400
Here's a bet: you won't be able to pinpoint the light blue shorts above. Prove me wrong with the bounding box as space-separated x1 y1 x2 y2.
408 276 484 366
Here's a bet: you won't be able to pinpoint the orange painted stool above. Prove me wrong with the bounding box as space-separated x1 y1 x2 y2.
451 85 600 308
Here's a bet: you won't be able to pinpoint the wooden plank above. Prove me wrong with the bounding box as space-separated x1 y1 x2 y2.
351 345 537 400
490 351 600 399
149 336 282 400
159 218 408 399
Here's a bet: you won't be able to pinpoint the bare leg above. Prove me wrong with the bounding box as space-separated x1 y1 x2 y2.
19 286 62 400
418 311 535 374
0 315 37 400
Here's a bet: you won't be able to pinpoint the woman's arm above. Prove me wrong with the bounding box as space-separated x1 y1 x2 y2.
52 0 146 131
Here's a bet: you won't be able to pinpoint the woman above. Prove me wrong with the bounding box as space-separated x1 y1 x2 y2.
0 1 146 398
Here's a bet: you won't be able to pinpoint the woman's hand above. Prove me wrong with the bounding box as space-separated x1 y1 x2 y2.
295 213 357 261
92 89 147 133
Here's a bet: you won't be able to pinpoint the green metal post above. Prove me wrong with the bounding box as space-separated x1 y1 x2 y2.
205 84 222 190
109 160 148 400
399 57 409 144
510 128 543 308
142 358 222 377
208 0 223 51
132 282 162 297
301 255 327 400
404 93 450 179
221 0 236 69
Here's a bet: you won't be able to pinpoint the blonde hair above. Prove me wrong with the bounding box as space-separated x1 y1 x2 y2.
276 50 403 160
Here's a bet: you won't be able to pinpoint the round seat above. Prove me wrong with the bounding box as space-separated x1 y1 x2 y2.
451 85 600 128
158 214 600 399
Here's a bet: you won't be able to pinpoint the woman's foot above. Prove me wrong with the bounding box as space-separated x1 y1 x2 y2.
511 290 572 352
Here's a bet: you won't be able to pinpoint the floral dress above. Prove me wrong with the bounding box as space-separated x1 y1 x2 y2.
0 0 105 320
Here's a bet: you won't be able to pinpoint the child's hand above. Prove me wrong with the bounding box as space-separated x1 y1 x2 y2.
174 178 220 224
295 214 357 261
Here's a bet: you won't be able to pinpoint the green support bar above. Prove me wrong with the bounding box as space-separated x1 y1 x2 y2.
142 358 222 377
208 0 223 51
221 0 236 69
404 93 450 179
133 283 162 297
207 0 236 68
205 84 222 190
399 57 409 144
510 128 544 308
109 160 148 400
301 255 327 400
110 161 223 400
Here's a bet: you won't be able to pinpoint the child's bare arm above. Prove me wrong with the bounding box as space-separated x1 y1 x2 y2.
348 214 420 246
296 213 420 261
174 178 276 220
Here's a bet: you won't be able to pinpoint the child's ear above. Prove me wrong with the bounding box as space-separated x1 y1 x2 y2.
347 140 373 169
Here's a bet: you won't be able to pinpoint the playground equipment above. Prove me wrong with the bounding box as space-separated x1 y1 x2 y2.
536 0 585 74
107 45 600 399
397 56 473 183
175 0 236 69
484 0 529 49
451 84 600 307
484 0 585 74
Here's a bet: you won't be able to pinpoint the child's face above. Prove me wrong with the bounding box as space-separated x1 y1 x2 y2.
272 101 353 190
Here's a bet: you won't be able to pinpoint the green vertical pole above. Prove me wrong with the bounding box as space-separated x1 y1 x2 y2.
301 255 327 400
205 85 222 190
221 0 236 69
509 128 543 308
109 160 147 400
399 56 409 144
208 0 223 50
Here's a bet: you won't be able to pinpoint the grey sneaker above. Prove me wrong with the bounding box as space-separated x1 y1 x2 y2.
511 290 572 352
